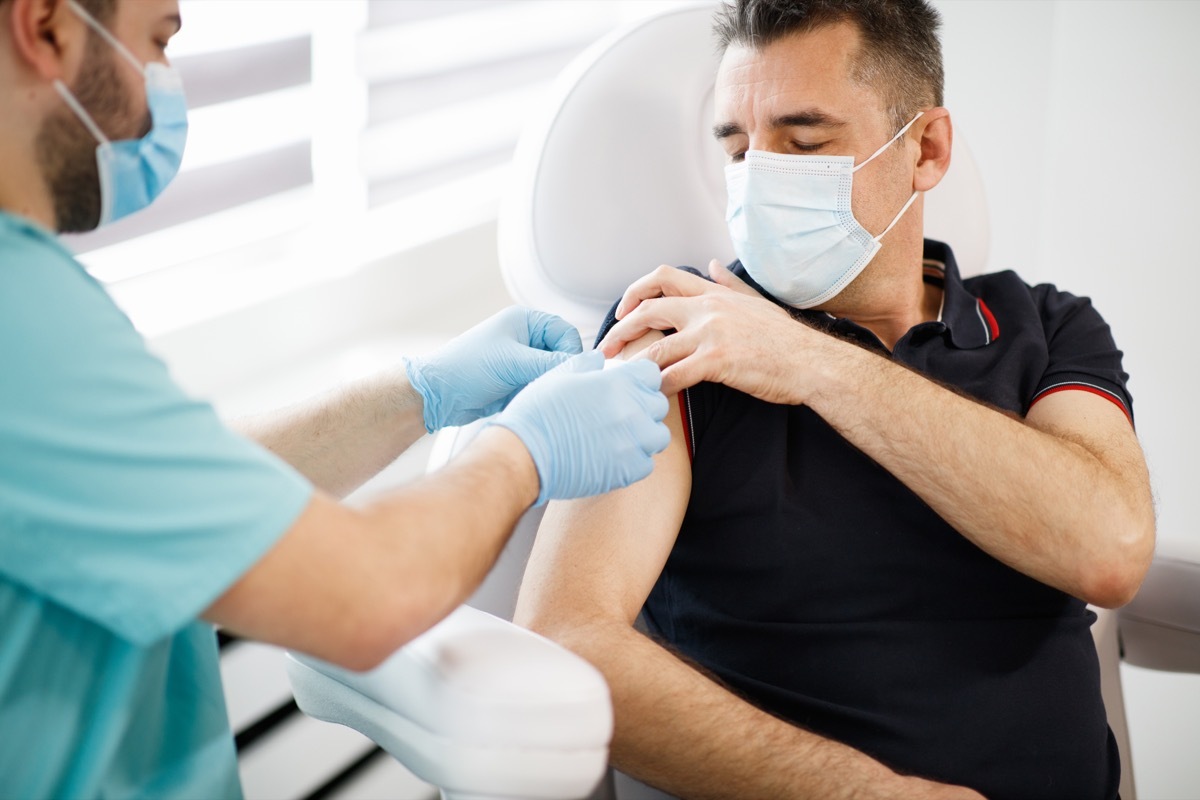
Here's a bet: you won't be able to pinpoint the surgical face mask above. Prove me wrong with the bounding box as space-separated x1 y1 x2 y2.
724 112 923 309
52 0 187 227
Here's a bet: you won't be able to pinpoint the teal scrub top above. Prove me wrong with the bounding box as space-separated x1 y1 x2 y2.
0 212 313 798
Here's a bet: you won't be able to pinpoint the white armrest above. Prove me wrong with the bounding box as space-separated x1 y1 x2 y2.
286 606 611 800
1120 540 1200 673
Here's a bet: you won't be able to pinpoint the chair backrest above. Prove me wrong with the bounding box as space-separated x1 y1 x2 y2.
498 3 990 344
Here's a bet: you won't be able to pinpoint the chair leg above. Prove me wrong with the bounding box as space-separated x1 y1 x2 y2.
1092 606 1136 800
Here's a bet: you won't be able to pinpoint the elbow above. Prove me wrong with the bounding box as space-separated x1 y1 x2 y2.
1079 518 1157 610
515 601 615 657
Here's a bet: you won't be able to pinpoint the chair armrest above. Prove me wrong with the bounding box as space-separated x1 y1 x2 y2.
286 605 611 799
1120 541 1200 673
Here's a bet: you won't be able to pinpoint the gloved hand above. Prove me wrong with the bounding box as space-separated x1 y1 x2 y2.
491 350 670 506
404 306 583 433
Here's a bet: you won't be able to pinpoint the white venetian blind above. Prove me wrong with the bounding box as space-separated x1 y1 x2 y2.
62 0 689 336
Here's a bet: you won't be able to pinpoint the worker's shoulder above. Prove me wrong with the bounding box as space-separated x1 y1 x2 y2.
0 213 120 319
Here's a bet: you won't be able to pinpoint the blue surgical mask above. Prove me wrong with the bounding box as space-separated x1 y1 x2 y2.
52 0 188 227
724 112 923 309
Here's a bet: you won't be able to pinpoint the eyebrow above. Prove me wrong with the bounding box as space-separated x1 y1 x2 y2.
712 109 847 140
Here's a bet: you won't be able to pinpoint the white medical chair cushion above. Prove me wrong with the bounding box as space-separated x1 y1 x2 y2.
286 606 611 798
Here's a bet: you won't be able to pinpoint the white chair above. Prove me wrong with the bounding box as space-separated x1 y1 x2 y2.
290 5 1200 799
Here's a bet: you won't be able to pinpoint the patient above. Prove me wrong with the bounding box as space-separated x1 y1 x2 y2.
514 1 1155 799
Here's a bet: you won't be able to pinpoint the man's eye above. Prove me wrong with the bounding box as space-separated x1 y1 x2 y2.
792 142 824 153
730 151 746 163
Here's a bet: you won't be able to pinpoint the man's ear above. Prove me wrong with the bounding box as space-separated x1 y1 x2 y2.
6 0 84 82
913 107 952 193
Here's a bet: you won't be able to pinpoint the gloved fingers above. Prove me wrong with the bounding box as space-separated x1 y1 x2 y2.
638 418 672 455
612 354 664 393
554 349 605 375
500 346 575 389
629 381 669 422
624 452 656 486
526 308 584 355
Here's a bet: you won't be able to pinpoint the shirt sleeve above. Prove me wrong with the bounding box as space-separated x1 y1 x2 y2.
1029 285 1134 425
0 232 313 645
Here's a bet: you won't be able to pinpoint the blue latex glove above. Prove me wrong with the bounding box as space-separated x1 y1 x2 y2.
491 350 670 506
404 307 583 433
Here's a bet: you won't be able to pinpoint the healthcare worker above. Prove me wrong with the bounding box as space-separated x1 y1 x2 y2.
0 0 671 796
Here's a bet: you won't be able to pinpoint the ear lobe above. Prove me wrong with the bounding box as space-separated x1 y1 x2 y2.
8 0 81 82
913 108 953 193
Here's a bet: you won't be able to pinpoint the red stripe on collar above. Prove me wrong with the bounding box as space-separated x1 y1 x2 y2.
978 299 1000 341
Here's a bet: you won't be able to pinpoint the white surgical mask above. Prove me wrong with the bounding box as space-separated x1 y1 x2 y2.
52 0 188 228
724 112 923 309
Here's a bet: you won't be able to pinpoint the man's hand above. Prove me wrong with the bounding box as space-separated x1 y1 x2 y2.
598 260 817 400
404 306 583 433
492 351 670 506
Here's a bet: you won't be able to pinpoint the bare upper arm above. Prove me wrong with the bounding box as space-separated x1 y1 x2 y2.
1025 388 1147 477
1025 388 1154 551
516 331 692 628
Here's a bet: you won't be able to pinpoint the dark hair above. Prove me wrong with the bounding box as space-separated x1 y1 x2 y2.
712 0 944 130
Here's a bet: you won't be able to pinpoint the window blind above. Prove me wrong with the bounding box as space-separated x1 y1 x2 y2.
63 0 689 335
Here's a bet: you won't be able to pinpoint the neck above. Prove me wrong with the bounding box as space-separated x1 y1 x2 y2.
815 219 939 351
0 150 56 230
0 72 59 230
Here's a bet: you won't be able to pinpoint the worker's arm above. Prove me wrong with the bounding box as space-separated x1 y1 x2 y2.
232 367 426 500
206 350 670 671
513 335 983 800
600 266 1155 608
233 306 583 499
206 425 536 671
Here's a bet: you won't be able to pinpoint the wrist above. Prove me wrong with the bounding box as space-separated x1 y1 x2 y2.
474 424 541 510
402 356 441 433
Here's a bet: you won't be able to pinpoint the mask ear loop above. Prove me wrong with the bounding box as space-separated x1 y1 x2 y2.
52 80 110 144
852 111 924 173
873 191 919 243
66 0 147 74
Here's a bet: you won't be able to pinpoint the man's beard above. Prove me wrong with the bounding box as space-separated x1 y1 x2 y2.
35 34 144 233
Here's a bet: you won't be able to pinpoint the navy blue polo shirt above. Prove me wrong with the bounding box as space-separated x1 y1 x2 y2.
597 240 1128 800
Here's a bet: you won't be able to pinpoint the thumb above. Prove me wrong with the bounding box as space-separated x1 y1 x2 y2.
528 309 584 355
709 258 758 297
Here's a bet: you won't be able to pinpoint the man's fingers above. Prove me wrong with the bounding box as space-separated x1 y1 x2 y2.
641 328 699 373
614 265 715 320
599 297 692 357
708 259 759 298
660 357 706 396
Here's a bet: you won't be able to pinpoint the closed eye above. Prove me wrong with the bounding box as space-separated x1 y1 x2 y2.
791 141 826 153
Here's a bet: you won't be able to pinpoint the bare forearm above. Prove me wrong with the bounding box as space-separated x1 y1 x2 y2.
525 616 922 800
357 425 539 647
806 337 1154 605
234 367 427 498
209 425 538 670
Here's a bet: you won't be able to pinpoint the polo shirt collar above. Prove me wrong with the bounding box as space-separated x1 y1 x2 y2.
730 238 999 350
923 239 999 349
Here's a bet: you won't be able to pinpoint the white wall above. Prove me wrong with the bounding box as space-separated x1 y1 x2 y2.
934 2 1200 797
